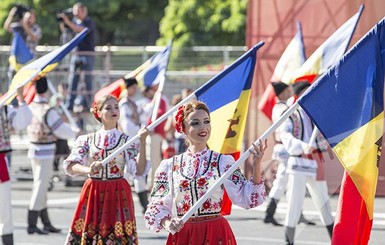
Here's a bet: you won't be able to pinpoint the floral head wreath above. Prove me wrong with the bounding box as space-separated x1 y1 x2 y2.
91 102 101 122
175 105 185 133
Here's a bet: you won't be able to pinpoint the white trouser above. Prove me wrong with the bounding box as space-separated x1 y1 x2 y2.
0 181 13 236
285 173 334 228
146 133 163 190
29 158 53 210
268 159 288 200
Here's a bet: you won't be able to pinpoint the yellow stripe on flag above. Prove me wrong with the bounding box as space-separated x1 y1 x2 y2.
333 111 383 218
208 89 251 154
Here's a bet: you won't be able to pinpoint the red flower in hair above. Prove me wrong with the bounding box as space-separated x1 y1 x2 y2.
91 102 100 121
175 105 185 133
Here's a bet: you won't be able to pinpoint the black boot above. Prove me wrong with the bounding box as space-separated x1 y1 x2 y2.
27 210 48 234
1 234 13 245
285 226 295 245
40 208 61 233
326 223 334 239
138 191 149 214
298 212 316 225
264 198 282 226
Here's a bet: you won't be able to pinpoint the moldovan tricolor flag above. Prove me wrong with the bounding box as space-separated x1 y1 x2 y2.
298 17 385 245
289 5 364 84
194 42 264 214
8 31 33 72
0 28 89 106
258 21 305 119
93 42 172 102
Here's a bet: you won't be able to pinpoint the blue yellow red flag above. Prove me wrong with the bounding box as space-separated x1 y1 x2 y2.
289 5 364 84
258 21 306 119
194 42 264 214
298 16 385 245
196 42 263 156
8 31 33 71
1 28 88 106
135 41 172 87
94 41 172 102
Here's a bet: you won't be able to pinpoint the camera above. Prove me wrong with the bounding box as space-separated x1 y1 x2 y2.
14 4 30 19
56 8 73 22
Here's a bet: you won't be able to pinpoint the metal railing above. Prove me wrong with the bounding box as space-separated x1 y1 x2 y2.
0 45 246 133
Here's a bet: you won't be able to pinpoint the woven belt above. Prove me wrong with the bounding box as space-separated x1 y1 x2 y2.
186 214 221 223
90 176 123 180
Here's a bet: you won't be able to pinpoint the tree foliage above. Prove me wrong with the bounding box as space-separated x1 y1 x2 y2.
0 0 167 45
157 0 247 47
0 0 247 47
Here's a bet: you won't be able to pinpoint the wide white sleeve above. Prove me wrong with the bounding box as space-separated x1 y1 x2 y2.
123 141 150 178
119 103 140 137
220 154 266 209
8 104 32 130
46 108 77 140
144 158 174 232
62 135 89 176
279 118 309 156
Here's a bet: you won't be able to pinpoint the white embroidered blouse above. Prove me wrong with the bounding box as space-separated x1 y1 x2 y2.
63 128 149 179
144 148 266 232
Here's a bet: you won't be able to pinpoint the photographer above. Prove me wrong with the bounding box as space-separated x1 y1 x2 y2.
3 5 41 103
57 2 95 112
4 5 41 60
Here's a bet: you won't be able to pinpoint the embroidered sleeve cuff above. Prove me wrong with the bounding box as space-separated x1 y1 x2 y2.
144 205 172 232
249 176 267 208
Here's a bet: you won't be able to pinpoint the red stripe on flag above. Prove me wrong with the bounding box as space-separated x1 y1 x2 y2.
258 84 277 120
23 83 36 104
93 78 125 103
293 74 317 84
220 151 241 215
332 171 372 245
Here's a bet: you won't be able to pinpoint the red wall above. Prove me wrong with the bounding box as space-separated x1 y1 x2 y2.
245 0 385 196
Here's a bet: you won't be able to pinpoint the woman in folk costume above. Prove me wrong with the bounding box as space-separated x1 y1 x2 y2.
63 94 150 244
144 100 267 244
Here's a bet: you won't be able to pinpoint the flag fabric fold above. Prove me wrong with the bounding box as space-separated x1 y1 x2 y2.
1 28 89 106
8 31 34 71
298 16 385 245
194 42 264 214
93 42 172 102
258 21 306 119
289 5 364 84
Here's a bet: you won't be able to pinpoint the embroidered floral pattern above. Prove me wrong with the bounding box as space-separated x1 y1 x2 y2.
144 149 267 232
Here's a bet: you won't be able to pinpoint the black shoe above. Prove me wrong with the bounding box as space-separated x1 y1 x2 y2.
27 226 49 235
298 215 316 225
44 224 61 233
263 216 283 226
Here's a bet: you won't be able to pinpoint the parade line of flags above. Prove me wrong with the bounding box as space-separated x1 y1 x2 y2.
4 3 385 244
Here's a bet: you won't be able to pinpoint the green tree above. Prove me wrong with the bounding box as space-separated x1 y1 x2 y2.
0 0 167 45
157 0 247 47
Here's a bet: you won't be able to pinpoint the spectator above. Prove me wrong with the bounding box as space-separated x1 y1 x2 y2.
58 2 95 111
3 6 41 99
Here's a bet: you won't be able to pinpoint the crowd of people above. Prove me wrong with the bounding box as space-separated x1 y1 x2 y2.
0 2 337 245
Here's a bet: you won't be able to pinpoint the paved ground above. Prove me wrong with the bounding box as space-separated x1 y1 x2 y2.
6 148 385 245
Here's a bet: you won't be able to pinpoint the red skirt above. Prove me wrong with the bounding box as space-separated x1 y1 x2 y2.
65 178 138 245
166 215 236 245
